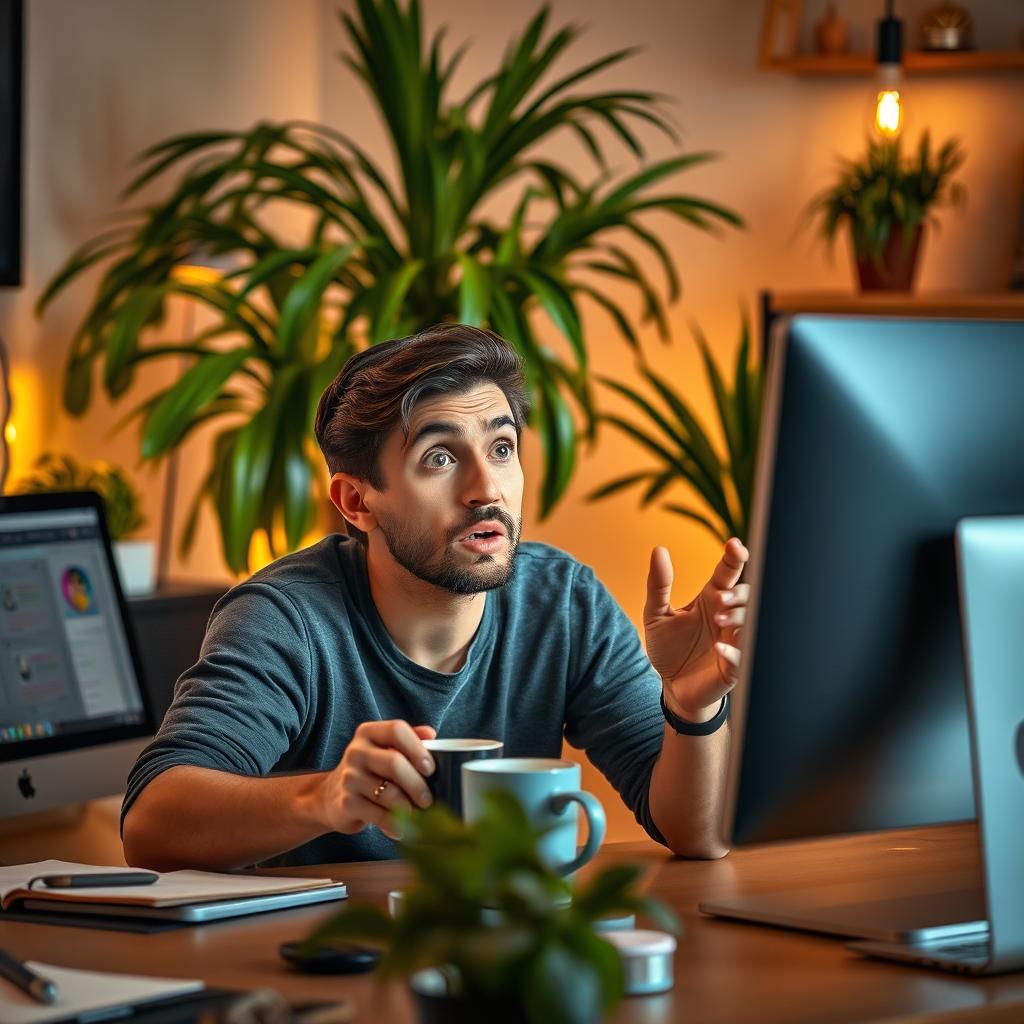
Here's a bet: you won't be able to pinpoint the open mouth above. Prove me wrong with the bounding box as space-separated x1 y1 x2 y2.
457 520 508 544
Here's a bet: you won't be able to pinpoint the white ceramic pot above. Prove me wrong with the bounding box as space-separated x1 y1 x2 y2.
113 539 157 596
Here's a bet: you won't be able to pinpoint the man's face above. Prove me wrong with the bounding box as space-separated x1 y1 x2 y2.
366 383 524 594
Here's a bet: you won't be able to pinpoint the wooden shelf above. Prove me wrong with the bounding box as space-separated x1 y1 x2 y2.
765 290 1024 317
761 49 1024 76
759 290 1024 351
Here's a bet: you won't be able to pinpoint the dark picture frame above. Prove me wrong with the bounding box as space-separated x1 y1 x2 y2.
0 0 24 287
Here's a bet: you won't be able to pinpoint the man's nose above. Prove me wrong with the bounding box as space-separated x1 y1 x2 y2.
462 455 501 507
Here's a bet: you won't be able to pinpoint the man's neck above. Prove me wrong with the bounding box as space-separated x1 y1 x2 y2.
364 542 486 675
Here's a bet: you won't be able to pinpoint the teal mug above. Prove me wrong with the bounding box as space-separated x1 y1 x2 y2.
461 758 606 875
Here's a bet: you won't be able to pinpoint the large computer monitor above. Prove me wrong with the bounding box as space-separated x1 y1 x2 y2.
0 491 154 817
706 315 1024 942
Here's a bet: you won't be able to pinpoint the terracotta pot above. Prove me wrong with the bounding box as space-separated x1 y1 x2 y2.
854 225 924 291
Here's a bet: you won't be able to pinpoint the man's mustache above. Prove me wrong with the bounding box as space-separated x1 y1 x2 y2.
450 507 519 543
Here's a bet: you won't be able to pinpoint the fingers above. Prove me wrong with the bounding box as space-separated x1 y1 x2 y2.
714 605 746 645
715 641 741 683
359 746 433 810
644 546 674 622
345 793 402 841
330 720 437 837
357 719 435 776
709 538 750 592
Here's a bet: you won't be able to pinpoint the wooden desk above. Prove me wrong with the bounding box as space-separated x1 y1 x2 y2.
3 825 1023 1023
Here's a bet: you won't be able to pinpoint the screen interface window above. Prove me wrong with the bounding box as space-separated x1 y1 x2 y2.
0 508 144 749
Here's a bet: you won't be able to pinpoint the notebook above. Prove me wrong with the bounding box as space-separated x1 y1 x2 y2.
1 860 347 922
0 962 204 1024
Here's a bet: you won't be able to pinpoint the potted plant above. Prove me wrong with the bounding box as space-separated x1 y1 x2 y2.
36 0 742 574
589 311 761 544
809 131 965 291
307 791 677 1024
14 453 155 594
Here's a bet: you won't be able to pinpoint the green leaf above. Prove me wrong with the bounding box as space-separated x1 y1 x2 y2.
278 244 361 357
664 502 728 542
222 366 304 572
104 287 168 396
523 943 604 1024
456 253 490 326
370 259 425 343
585 471 652 501
141 350 250 460
515 268 585 368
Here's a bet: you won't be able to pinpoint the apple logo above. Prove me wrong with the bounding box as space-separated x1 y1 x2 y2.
17 769 35 800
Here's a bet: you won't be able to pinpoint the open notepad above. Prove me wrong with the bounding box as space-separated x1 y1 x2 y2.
0 860 347 922
0 962 204 1024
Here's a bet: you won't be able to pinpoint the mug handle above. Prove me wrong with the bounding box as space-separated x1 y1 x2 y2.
549 790 606 875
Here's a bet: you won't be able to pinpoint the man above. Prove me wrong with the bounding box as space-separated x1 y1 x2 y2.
122 325 749 870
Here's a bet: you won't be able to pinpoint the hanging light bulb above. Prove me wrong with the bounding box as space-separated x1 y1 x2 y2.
874 0 904 138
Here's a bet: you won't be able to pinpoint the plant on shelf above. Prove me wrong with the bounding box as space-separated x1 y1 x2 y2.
808 131 966 291
15 453 145 541
589 312 761 545
36 0 742 574
307 790 677 1024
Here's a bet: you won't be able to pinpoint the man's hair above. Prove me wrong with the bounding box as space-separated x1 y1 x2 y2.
314 324 530 540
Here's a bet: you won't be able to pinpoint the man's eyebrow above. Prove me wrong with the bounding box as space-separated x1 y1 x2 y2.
406 414 516 450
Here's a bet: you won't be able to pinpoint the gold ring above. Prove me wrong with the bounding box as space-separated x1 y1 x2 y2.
373 780 389 800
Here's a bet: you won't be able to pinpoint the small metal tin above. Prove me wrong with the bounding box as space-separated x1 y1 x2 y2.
604 929 676 995
593 911 636 932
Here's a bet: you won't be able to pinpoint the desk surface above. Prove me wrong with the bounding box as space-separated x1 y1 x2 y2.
3 824 1023 1023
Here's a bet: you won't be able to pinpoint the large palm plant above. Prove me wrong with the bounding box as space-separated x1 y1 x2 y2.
38 0 742 574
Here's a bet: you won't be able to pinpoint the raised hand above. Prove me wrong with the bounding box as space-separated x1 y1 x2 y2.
643 538 750 721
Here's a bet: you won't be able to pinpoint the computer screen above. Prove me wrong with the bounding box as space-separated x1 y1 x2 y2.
0 491 153 816
726 315 1024 846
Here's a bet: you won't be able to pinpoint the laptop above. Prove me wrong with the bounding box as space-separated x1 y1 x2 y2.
849 516 1024 974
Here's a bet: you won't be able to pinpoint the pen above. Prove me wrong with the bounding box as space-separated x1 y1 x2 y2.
31 871 159 889
0 948 58 1004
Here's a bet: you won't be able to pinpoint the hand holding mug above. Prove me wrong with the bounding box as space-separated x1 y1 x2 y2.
317 720 436 840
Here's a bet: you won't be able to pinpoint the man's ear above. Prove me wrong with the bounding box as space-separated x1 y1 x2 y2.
329 473 378 534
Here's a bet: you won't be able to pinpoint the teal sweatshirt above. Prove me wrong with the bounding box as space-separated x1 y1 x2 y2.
122 536 667 864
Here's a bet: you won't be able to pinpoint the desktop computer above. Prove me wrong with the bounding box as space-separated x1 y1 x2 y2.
0 491 155 818
701 315 1024 974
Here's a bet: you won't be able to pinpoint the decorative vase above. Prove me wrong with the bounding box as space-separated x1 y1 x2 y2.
854 225 924 291
814 3 850 55
113 539 157 596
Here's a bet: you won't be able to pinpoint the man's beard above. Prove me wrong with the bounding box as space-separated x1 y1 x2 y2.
376 507 520 595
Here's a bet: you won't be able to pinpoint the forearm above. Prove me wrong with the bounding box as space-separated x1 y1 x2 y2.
122 765 330 872
648 721 730 859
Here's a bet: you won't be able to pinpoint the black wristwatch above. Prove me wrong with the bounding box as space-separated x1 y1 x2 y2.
660 691 730 736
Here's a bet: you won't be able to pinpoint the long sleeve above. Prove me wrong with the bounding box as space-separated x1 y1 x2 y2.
562 563 668 845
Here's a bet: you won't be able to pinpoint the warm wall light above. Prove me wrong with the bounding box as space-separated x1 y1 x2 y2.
874 1 904 138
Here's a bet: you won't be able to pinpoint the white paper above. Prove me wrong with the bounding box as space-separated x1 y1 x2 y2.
0 961 203 1024
0 860 342 908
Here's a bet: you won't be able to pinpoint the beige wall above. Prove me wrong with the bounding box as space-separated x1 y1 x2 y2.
2 0 1023 856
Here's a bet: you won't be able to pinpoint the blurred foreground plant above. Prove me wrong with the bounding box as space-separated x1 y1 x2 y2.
308 790 677 1024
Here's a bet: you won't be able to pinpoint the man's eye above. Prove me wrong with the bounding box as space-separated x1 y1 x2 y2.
425 451 453 469
492 441 515 460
